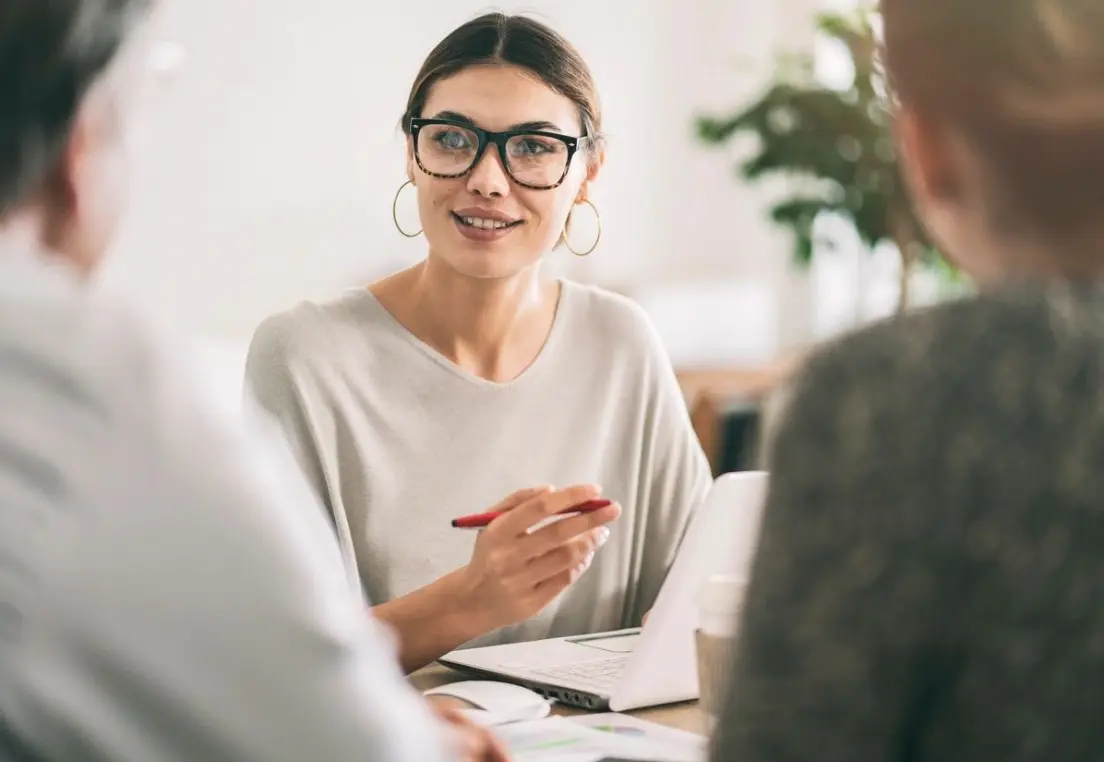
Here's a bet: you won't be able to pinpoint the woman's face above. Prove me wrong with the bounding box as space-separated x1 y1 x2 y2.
408 64 599 280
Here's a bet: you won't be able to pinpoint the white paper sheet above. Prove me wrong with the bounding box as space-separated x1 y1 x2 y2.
567 713 705 761
494 716 701 762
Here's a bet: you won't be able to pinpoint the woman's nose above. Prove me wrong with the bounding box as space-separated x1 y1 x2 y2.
466 144 511 197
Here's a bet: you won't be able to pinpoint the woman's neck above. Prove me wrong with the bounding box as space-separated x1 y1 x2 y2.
376 257 561 383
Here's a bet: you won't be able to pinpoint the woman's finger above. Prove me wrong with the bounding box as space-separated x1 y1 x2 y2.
517 501 620 560
489 485 553 514
492 484 603 540
530 564 587 602
522 526 608 585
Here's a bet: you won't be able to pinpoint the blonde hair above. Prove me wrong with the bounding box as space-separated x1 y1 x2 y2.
883 0 1104 236
1001 0 1104 126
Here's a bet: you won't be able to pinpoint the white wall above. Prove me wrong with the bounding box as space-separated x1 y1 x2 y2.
103 0 820 353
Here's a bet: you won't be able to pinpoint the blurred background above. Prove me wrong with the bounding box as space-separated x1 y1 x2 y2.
103 0 964 468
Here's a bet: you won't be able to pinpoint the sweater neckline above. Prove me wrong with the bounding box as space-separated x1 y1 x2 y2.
358 278 575 390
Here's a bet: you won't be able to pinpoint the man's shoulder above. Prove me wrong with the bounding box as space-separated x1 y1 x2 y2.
0 278 161 435
0 271 240 508
0 275 200 664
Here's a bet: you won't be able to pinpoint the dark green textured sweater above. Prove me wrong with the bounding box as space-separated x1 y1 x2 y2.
713 284 1104 762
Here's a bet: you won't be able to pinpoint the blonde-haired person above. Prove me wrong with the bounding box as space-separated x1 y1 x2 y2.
246 13 712 673
714 0 1104 759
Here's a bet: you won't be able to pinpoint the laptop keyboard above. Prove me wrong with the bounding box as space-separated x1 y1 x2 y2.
525 655 629 692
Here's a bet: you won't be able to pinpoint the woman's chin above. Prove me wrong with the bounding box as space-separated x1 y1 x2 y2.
449 255 530 281
435 242 535 281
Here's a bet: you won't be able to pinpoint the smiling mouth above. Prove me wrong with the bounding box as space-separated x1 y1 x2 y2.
451 212 523 230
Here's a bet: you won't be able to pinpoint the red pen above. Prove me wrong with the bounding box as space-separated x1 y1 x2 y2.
451 499 612 529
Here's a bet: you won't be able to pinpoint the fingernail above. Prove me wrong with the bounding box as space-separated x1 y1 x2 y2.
598 526 611 545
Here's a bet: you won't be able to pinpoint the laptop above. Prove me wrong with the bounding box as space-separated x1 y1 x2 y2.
439 471 768 711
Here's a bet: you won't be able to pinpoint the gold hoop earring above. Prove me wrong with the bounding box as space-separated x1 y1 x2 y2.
392 180 422 238
562 198 601 256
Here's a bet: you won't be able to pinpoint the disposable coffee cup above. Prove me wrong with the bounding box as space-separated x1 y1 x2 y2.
695 574 746 728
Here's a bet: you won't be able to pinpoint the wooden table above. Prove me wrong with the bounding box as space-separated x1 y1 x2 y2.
411 663 705 735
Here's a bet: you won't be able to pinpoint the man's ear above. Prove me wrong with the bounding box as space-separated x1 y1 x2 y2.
42 104 93 223
37 104 99 269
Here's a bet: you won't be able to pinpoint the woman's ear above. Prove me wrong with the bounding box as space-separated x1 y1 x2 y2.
576 147 605 203
405 136 416 183
585 145 605 185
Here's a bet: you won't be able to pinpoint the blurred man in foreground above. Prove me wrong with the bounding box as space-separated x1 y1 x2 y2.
0 1 503 759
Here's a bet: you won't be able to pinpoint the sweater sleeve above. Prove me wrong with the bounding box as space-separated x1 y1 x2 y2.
711 334 958 762
243 313 360 585
629 315 714 625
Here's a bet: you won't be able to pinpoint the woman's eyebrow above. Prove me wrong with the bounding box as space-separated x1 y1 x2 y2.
428 110 566 133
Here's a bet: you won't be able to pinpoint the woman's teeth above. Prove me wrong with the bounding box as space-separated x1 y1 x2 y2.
459 216 515 230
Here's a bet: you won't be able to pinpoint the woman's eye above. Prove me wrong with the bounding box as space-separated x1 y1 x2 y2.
514 138 552 156
435 130 471 150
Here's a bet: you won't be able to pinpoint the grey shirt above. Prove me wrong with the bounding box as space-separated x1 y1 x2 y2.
0 248 446 762
245 280 713 646
714 284 1104 762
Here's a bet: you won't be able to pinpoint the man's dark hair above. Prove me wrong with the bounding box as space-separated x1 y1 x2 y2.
0 0 150 216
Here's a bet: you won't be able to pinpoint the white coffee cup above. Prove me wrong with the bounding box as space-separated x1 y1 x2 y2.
695 574 747 726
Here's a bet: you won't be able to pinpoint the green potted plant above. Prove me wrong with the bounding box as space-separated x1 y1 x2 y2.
696 8 946 312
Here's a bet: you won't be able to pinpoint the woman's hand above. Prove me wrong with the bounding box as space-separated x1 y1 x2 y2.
372 485 620 673
458 485 621 632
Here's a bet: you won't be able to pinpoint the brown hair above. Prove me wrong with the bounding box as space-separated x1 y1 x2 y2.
401 13 604 161
882 0 1104 237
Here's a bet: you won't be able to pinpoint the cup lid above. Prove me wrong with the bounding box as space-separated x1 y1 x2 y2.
699 574 748 615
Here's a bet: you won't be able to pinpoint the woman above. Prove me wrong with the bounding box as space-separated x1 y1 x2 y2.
714 0 1104 758
245 13 712 673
